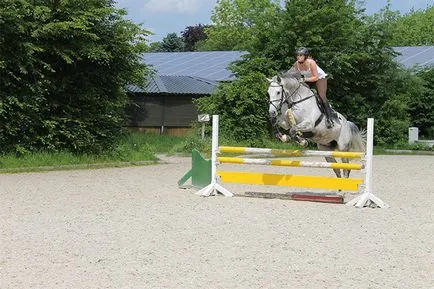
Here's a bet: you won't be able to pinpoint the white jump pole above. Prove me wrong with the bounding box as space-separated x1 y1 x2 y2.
196 115 233 197
347 118 389 208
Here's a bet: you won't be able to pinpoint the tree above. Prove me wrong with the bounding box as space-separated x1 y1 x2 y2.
201 0 281 51
366 4 434 142
197 0 417 144
147 41 161 52
194 72 271 143
409 68 434 138
153 32 184 52
181 24 209 51
386 6 434 46
0 0 150 154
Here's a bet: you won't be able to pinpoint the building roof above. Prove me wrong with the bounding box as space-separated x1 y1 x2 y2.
392 46 434 69
130 47 433 95
127 75 216 95
129 51 246 95
142 51 246 81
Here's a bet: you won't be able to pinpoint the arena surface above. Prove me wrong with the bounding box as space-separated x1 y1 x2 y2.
1 155 433 288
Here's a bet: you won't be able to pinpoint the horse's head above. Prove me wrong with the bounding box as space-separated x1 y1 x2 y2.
267 75 283 118
267 71 302 118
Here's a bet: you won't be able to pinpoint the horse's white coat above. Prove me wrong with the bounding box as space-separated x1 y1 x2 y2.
267 73 365 178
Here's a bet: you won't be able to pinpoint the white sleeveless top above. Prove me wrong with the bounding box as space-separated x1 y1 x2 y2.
296 62 327 80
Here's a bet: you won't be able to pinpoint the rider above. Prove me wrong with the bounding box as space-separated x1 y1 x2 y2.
292 47 334 128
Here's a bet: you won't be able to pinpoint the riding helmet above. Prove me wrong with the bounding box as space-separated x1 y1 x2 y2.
295 47 309 56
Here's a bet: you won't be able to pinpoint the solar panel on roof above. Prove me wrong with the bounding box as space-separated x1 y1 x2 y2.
127 75 216 94
131 48 434 95
142 48 434 81
392 46 434 68
142 51 247 81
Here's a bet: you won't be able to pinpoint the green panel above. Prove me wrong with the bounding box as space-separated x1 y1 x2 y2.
178 149 211 189
177 169 192 188
191 149 211 188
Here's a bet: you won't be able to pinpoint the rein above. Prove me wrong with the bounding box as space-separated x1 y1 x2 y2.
269 81 314 111
288 92 314 109
268 79 317 135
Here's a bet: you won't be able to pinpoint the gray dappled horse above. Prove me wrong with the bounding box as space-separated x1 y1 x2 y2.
267 70 365 178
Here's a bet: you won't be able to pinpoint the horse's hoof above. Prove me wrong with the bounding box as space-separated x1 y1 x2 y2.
280 134 290 143
299 140 308 147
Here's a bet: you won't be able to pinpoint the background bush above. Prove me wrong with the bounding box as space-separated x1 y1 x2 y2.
0 0 150 155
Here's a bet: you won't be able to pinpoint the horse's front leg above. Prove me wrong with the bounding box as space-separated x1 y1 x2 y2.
288 120 314 147
277 110 312 147
276 108 296 130
276 109 299 142
279 123 312 148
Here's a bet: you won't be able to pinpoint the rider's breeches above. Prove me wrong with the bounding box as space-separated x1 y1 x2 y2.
316 78 327 101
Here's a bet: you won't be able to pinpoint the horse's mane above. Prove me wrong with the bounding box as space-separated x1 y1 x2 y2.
271 68 304 92
279 68 302 80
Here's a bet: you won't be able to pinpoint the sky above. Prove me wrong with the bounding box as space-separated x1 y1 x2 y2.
114 0 433 42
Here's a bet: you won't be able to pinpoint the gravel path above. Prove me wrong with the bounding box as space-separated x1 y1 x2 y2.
1 155 433 289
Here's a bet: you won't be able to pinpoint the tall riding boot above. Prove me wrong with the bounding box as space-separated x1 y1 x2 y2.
323 99 334 128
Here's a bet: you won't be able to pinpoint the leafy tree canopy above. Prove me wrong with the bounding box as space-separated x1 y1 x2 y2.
0 0 150 154
197 0 432 144
374 5 434 46
410 68 434 138
182 24 209 51
149 32 184 52
201 0 281 51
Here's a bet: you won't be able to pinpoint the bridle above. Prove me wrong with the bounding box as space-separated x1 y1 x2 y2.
268 79 314 114
268 76 325 141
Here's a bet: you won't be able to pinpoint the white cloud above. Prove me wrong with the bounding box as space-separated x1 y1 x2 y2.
144 0 206 14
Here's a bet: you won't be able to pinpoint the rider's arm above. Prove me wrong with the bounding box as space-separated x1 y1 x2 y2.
305 59 319 82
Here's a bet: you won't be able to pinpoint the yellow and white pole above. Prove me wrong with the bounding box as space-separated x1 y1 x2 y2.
219 146 364 159
218 157 363 170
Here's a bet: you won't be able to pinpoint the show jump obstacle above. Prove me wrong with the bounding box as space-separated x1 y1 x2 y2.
183 115 388 208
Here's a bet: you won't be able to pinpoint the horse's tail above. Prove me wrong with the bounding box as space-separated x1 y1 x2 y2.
348 121 366 153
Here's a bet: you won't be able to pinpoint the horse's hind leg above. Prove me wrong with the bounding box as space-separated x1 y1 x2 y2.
318 143 341 178
325 156 341 178
337 141 351 178
341 157 350 178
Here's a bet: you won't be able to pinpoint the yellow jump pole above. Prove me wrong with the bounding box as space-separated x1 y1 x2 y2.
219 146 364 159
218 157 363 170
217 171 364 191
